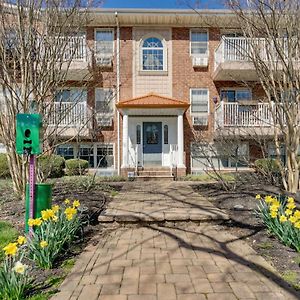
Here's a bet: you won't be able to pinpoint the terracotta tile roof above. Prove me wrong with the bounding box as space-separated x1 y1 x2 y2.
116 93 190 109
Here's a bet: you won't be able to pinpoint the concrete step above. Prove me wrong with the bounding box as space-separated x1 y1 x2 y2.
137 167 170 171
134 175 174 181
137 170 171 176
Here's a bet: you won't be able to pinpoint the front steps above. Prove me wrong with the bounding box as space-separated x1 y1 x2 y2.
134 167 175 181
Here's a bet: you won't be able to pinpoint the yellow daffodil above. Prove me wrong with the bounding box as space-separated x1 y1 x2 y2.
285 209 293 216
52 205 59 213
287 202 296 210
255 194 261 200
34 218 43 226
294 210 300 219
294 221 300 229
265 195 274 204
41 209 55 221
73 200 80 208
12 261 27 275
289 216 297 224
3 242 18 256
270 204 279 212
287 197 295 203
64 207 77 221
279 215 287 223
270 211 277 218
40 240 48 248
28 218 35 227
17 236 26 245
64 199 70 205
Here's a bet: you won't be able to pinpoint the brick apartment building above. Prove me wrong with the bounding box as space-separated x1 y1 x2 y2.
41 9 278 178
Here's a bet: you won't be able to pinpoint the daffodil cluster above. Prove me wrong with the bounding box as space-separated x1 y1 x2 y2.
256 194 300 252
0 236 30 299
64 199 80 221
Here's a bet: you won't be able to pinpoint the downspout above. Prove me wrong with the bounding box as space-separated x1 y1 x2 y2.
115 11 121 175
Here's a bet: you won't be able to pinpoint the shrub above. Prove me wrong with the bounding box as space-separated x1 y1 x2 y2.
27 200 82 269
65 159 89 176
254 158 281 185
256 194 300 252
38 154 65 179
0 153 10 178
254 158 281 174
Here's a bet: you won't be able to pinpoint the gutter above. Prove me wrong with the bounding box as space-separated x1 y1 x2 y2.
115 11 121 176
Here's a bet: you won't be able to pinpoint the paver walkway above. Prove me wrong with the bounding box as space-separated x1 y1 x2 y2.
52 182 299 300
98 182 228 223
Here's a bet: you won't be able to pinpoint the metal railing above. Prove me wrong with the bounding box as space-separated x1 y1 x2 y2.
215 37 269 70
215 101 272 127
48 102 92 127
58 35 87 61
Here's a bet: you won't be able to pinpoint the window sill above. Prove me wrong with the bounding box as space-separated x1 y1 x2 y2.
138 70 168 76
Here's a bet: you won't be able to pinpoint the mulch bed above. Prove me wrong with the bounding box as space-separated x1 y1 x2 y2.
0 178 125 298
191 180 300 290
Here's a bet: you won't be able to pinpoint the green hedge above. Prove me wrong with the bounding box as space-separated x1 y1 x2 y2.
0 154 10 178
38 154 65 178
254 158 281 175
65 159 89 176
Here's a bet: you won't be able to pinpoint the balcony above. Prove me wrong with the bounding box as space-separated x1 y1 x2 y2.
213 37 260 81
215 101 274 136
60 34 90 81
48 102 93 137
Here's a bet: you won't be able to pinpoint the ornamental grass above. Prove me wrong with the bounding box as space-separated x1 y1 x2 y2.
256 194 300 252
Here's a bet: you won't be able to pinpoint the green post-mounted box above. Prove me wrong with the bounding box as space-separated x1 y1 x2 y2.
16 114 42 155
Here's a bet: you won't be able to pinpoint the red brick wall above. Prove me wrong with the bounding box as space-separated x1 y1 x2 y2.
172 27 221 173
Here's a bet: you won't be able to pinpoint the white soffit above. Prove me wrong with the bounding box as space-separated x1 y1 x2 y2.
86 9 239 27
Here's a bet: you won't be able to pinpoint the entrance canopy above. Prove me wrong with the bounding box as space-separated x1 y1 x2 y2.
116 93 190 115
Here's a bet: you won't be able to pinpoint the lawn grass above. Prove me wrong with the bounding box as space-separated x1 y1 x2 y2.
180 173 236 182
0 220 19 260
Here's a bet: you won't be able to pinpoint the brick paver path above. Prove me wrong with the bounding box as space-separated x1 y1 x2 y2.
52 182 299 300
98 182 228 223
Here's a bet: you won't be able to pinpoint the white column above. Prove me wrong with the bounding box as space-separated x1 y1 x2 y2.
122 114 129 168
177 113 185 167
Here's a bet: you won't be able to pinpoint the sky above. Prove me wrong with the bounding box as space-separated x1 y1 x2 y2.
102 0 225 9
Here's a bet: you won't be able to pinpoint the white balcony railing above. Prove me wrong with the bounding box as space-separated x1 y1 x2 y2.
57 34 87 61
215 102 272 127
48 102 92 127
214 37 269 70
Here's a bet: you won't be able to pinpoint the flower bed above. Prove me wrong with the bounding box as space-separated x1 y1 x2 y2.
0 199 82 299
256 194 300 252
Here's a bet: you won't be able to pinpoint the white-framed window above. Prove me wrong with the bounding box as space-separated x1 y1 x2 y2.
96 144 114 169
95 88 114 114
220 89 252 102
191 142 249 170
55 88 87 103
141 36 166 71
78 144 94 167
56 144 75 160
56 143 115 169
190 30 208 56
190 88 209 115
268 143 286 164
94 29 114 57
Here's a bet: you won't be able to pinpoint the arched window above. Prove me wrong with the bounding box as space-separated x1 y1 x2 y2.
142 37 165 71
164 125 168 144
136 125 141 144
